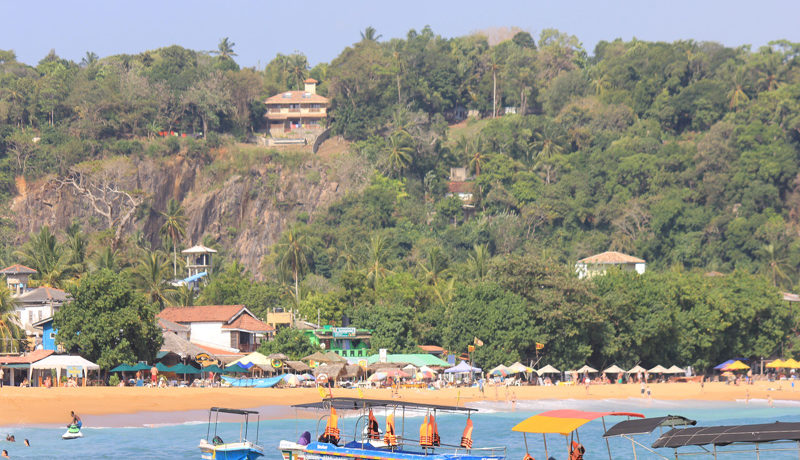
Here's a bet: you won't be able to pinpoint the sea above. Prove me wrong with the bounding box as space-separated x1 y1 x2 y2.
2 398 800 459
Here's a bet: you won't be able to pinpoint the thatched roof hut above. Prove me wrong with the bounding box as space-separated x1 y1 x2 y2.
286 360 311 372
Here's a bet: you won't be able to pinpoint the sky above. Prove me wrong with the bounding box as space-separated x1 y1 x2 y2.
2 0 799 69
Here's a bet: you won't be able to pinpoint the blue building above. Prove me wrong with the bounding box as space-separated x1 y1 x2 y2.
32 317 57 351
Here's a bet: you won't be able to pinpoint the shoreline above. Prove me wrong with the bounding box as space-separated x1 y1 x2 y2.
1 380 796 427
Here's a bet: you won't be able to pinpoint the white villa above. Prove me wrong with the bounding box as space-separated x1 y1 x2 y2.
0 264 69 335
575 251 646 279
157 305 274 353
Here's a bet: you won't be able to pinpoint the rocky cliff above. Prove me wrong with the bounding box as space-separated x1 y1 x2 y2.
10 142 367 276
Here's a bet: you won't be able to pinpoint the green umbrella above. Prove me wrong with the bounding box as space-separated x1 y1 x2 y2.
110 364 134 372
156 362 173 372
225 363 249 373
172 363 201 374
201 364 226 374
131 363 152 372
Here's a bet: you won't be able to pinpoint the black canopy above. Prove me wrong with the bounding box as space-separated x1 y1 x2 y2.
652 422 800 448
292 397 475 413
209 407 260 415
604 415 696 438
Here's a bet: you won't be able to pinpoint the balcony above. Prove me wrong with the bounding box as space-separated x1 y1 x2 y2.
237 343 260 353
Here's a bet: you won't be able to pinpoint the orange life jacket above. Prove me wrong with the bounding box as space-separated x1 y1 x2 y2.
522 454 535 460
384 413 398 446
430 414 440 446
367 409 380 440
460 418 473 449
319 407 340 445
420 415 432 447
569 441 585 460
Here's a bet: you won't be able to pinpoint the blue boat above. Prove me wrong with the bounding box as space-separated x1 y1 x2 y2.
279 397 505 460
199 407 264 460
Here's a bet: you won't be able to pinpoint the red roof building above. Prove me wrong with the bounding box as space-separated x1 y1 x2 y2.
264 79 329 136
157 305 274 354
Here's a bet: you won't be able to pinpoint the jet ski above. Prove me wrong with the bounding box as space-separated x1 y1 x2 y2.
62 424 83 440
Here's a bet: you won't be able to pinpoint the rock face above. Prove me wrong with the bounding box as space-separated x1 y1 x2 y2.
10 150 365 277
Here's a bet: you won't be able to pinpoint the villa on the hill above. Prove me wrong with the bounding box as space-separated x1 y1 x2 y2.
264 78 328 145
575 251 646 279
157 305 275 353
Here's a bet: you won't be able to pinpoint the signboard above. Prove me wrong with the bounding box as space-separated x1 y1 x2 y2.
66 366 82 377
379 348 387 363
332 327 356 338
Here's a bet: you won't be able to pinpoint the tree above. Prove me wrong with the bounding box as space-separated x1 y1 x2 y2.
467 244 490 280
0 286 22 353
258 326 318 360
80 51 98 68
363 234 392 290
383 132 414 177
160 198 186 278
54 269 162 370
360 26 382 42
275 230 309 304
14 226 77 288
213 37 237 60
181 70 233 136
131 250 174 307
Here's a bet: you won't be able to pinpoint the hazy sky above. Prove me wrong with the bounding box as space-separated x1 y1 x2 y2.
2 0 799 68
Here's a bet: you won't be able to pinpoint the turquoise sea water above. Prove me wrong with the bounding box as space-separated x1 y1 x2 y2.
2 398 800 459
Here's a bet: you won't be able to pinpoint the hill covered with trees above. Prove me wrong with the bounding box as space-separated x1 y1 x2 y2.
2 28 800 371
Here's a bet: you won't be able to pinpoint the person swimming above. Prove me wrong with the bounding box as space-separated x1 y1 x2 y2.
69 411 82 429
1 448 8 457
4 435 13 442
23 439 29 447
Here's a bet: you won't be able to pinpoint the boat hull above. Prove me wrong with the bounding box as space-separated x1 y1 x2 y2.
280 441 505 460
199 439 264 460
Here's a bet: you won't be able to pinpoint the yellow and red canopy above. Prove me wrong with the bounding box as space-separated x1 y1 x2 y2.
512 409 644 436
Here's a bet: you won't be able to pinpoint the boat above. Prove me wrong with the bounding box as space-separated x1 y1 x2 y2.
602 414 696 458
62 424 83 440
604 416 800 458
279 397 505 460
199 407 264 460
512 409 644 459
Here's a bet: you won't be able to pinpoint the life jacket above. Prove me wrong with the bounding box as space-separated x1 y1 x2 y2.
430 414 440 446
569 441 585 460
384 413 398 446
460 418 474 449
522 454 535 460
367 409 380 440
319 407 340 445
420 415 432 447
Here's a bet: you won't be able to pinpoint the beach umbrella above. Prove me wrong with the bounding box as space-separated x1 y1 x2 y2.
603 365 625 374
665 365 685 374
283 374 300 387
416 369 435 380
576 365 598 373
648 365 668 373
721 371 735 377
508 362 529 374
784 358 800 369
626 365 646 374
225 363 249 373
301 373 315 381
156 362 172 372
131 363 152 372
368 372 387 382
173 363 201 374
766 359 785 368
384 368 409 378
536 364 560 376
721 360 749 371
111 364 134 373
489 364 510 377
202 364 226 374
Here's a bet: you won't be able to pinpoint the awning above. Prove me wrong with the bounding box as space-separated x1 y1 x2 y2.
1 363 30 369
604 416 696 438
652 422 800 448
513 410 644 436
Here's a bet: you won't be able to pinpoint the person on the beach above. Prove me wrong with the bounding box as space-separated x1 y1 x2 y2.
745 389 750 404
0 367 4 388
646 385 652 399
768 395 774 407
69 411 82 429
640 381 645 397
150 366 158 386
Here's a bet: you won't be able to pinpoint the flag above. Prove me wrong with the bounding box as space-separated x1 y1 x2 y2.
468 345 475 353
473 337 484 347
358 388 364 399
536 342 545 350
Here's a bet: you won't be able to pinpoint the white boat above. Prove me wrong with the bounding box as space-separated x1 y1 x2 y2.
199 407 264 460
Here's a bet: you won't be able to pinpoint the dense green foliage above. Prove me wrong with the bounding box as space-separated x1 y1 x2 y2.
54 269 162 369
4 31 800 370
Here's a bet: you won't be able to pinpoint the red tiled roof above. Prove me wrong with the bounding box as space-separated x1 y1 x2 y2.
0 264 37 275
448 182 474 194
304 78 318 84
577 251 645 264
265 91 329 105
0 349 54 364
193 343 244 357
158 305 245 323
418 345 445 353
222 314 274 332
265 112 327 120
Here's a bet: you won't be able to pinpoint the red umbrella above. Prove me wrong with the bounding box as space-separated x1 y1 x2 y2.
384 368 409 378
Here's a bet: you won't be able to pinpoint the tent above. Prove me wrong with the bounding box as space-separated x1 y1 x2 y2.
30 355 100 384
536 364 560 376
766 359 786 369
444 361 481 374
603 365 625 374
229 352 271 368
713 359 747 370
576 365 598 373
665 365 685 374
225 363 250 373
626 365 646 374
783 358 800 369
722 361 750 371
508 362 530 374
648 365 668 374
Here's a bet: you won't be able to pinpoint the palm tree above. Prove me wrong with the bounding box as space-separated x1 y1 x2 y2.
131 250 174 307
275 230 309 303
467 243 490 280
728 71 750 110
418 247 450 287
64 222 88 274
80 51 98 68
759 243 792 288
363 234 391 290
170 285 195 307
289 53 309 90
14 226 76 288
467 135 485 176
533 127 565 184
213 37 237 60
160 198 187 278
91 246 119 272
384 132 414 177
360 26 382 42
487 54 501 118
0 285 22 353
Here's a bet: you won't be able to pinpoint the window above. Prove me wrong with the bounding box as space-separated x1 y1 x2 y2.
28 310 33 323
49 332 55 339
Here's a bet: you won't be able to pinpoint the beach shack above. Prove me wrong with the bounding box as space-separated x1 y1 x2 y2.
0 349 53 386
304 325 372 359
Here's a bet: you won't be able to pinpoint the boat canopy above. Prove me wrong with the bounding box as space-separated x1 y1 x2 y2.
209 407 260 415
652 421 800 448
292 397 477 413
512 409 644 436
603 415 696 438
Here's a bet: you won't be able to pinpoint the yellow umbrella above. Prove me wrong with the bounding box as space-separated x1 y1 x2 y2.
766 359 785 369
784 358 800 369
721 360 749 371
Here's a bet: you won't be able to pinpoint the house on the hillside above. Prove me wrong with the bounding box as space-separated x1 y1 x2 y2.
0 264 36 295
575 251 646 279
157 305 274 353
446 167 475 207
0 264 70 347
264 78 329 145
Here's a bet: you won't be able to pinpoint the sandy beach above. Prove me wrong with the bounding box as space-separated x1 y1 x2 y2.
0 380 796 426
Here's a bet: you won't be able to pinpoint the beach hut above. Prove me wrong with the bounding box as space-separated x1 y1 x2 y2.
626 365 646 374
576 365 598 374
229 352 270 368
444 361 481 374
508 362 530 374
535 364 560 376
30 354 100 386
665 365 685 374
603 365 625 374
648 365 668 374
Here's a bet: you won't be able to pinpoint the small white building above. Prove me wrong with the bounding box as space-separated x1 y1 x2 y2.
181 244 217 278
157 305 274 353
0 264 69 337
575 251 646 279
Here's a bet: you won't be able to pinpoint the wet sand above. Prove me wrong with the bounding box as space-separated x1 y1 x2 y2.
0 380 795 426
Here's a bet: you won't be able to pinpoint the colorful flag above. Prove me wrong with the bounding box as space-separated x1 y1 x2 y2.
473 337 484 347
536 342 545 350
